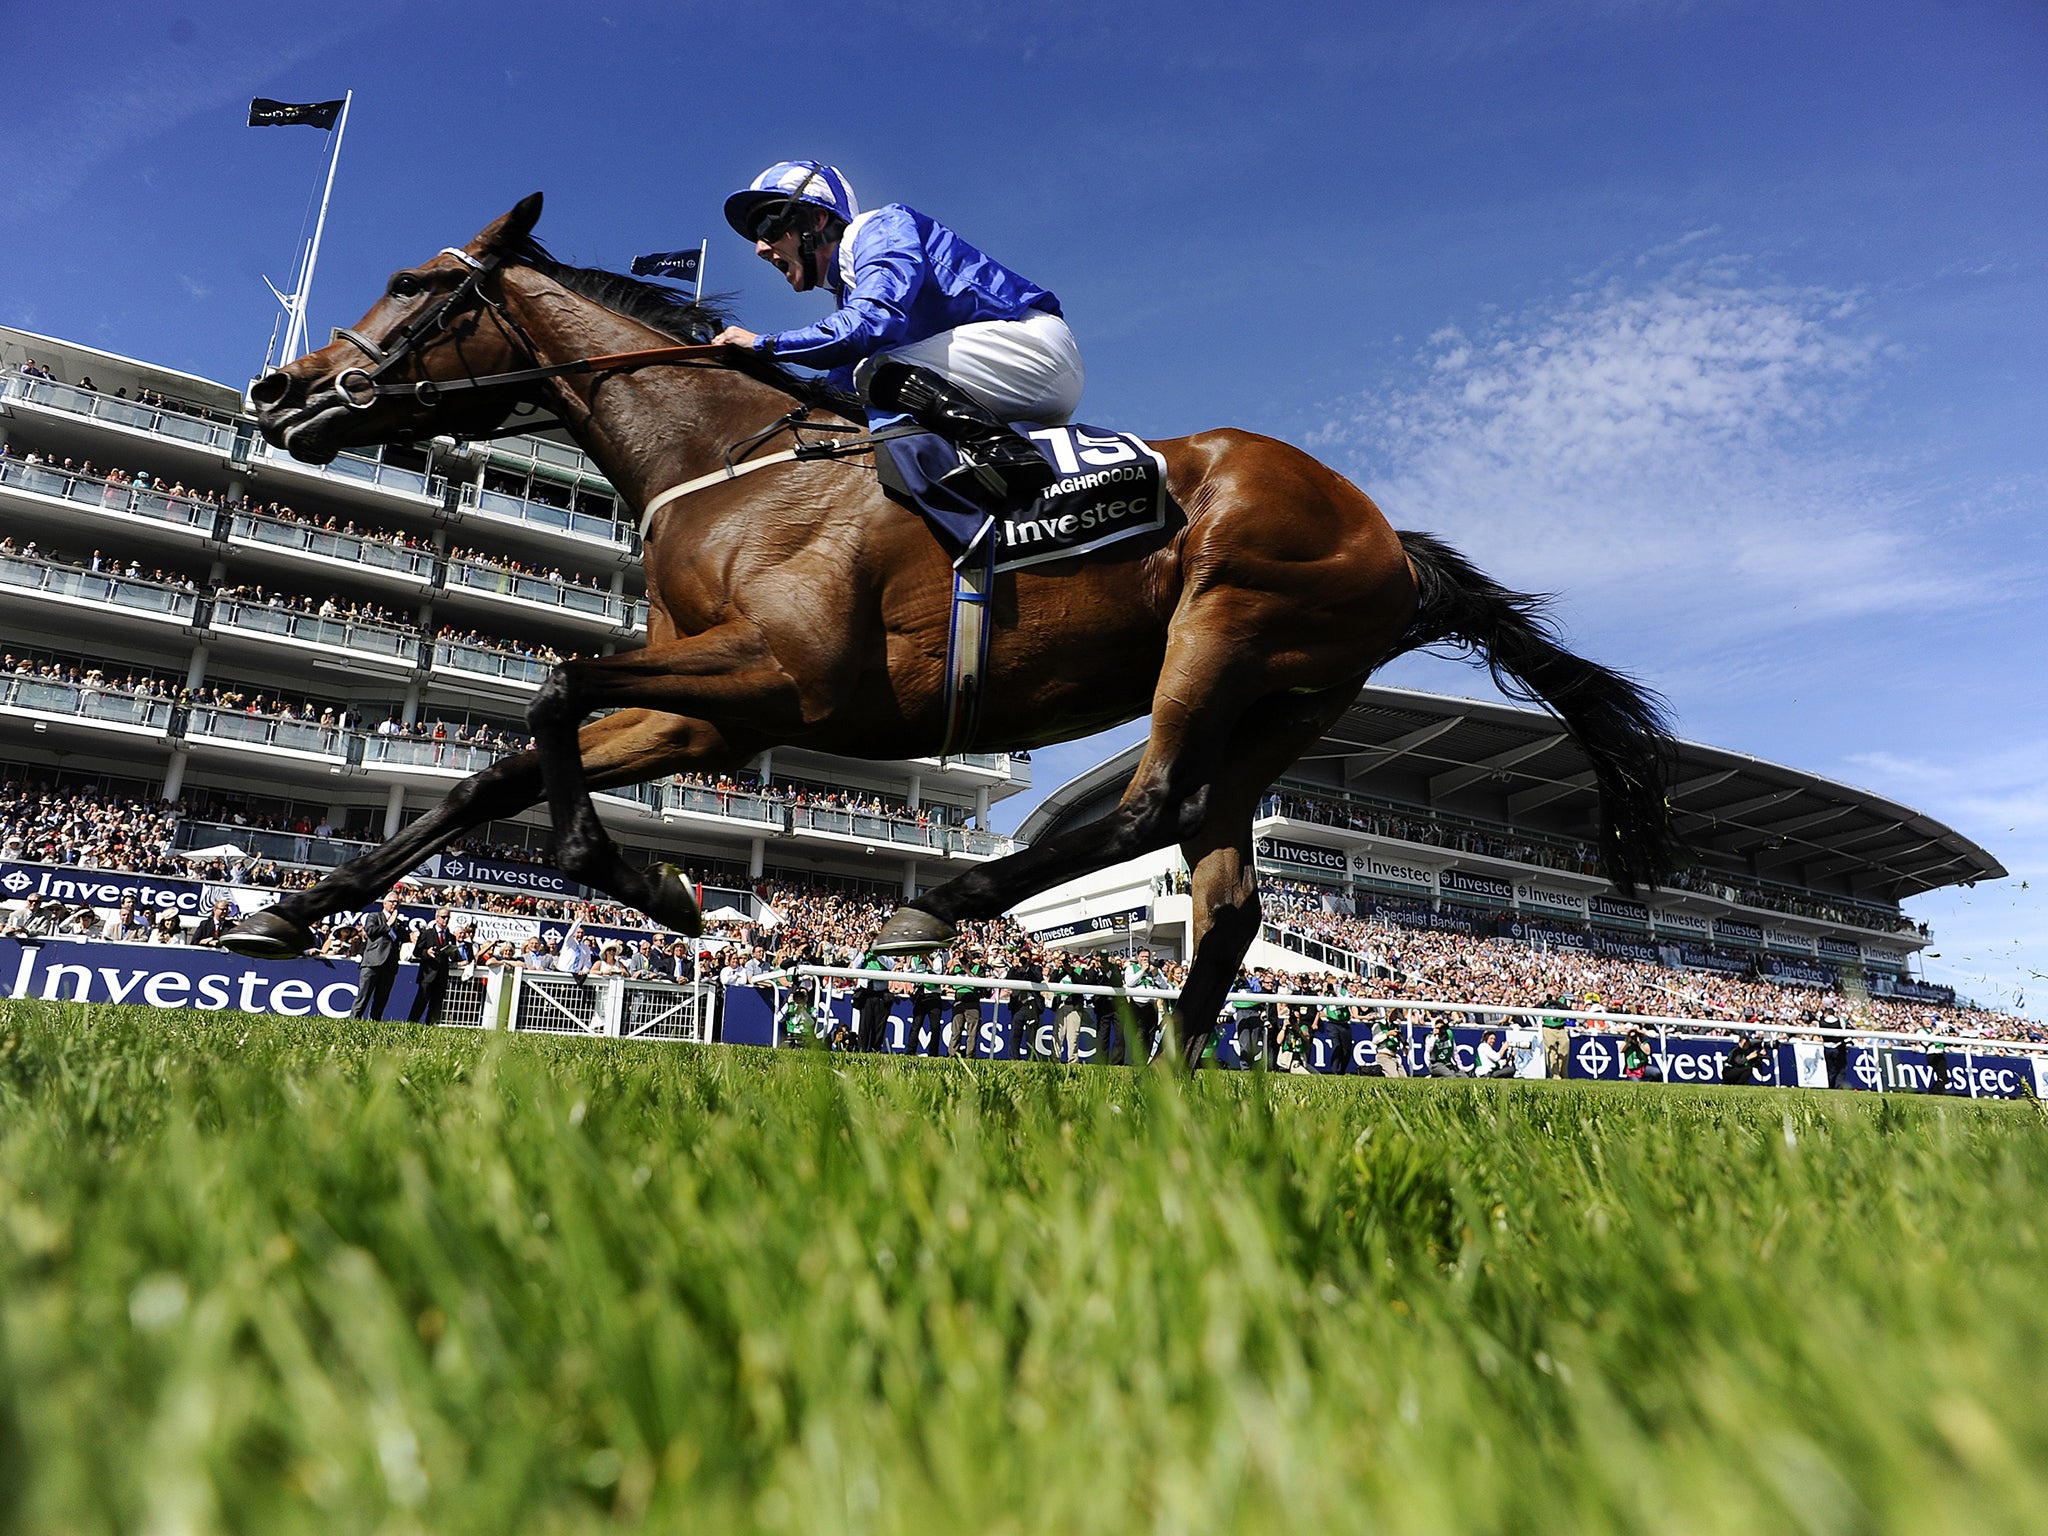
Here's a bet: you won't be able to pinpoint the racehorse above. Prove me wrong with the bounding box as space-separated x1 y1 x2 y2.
232 193 1679 1064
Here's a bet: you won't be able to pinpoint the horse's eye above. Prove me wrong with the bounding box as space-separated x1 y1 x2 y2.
388 273 425 300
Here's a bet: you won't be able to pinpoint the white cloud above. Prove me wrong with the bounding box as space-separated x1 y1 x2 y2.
1312 260 1987 636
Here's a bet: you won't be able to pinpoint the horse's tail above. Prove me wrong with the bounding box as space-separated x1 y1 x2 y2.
1385 529 1682 894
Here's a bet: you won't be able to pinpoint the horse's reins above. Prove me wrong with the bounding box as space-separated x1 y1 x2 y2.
327 245 736 410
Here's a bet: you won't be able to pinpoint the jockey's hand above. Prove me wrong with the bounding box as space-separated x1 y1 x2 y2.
711 326 759 350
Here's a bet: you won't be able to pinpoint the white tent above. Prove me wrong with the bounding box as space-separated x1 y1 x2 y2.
182 843 254 863
701 905 753 925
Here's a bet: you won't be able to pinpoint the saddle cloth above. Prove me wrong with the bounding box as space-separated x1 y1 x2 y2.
877 422 1176 572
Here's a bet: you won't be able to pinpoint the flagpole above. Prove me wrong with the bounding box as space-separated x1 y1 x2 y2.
281 89 351 365
695 239 707 304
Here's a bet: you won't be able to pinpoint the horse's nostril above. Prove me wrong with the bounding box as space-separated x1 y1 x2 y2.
249 370 298 410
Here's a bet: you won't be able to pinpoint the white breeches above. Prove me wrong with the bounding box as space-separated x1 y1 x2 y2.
854 310 1085 425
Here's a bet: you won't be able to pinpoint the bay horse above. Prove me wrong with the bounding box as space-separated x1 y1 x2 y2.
233 193 1678 1063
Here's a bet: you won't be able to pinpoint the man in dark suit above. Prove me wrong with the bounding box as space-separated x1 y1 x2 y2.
352 893 408 1021
191 898 238 948
407 906 468 1026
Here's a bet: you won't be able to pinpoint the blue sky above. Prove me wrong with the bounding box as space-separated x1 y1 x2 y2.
2 0 2042 1011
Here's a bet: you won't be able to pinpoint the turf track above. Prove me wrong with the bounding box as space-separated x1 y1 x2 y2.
1 1000 2044 1534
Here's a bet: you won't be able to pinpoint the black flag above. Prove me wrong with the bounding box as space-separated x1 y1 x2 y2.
248 98 345 130
630 247 703 282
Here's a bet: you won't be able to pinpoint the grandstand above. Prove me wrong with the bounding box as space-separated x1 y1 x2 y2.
1013 679 2003 1011
0 319 2027 1052
0 323 1027 913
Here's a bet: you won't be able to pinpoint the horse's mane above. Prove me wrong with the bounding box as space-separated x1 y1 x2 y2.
502 235 860 415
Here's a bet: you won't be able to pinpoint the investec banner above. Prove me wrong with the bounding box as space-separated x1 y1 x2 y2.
1652 909 1711 937
1816 936 1862 962
1254 836 1348 875
1589 895 1649 926
415 853 588 899
1351 850 1433 888
1715 917 1765 947
1 935 373 1017
1029 905 1148 943
1516 883 1587 918
1440 869 1512 903
0 862 214 915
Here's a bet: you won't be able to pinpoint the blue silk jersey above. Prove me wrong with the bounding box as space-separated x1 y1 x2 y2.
756 204 1060 386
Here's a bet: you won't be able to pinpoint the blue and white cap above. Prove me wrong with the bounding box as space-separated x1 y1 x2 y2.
723 160 860 240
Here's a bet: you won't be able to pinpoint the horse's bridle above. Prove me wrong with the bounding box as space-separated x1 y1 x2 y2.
326 244 728 411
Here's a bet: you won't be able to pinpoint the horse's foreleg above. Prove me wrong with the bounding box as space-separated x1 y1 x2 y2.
526 625 797 927
222 709 717 957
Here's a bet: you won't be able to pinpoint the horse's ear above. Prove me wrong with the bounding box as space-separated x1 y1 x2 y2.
473 192 545 256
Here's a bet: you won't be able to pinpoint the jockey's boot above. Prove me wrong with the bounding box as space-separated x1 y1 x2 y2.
865 362 1057 505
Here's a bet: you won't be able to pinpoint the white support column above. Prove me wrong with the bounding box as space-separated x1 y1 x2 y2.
974 785 990 830
903 859 918 899
756 749 773 787
401 680 422 728
748 837 764 880
184 642 209 690
160 747 188 804
906 771 921 811
383 783 406 838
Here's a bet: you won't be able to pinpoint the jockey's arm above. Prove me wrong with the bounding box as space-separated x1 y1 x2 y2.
716 209 928 370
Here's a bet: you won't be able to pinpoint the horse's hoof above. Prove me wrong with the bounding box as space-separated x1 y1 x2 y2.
874 906 956 954
219 909 316 960
644 862 703 937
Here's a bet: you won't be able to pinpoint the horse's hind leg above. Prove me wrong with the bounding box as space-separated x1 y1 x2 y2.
1166 683 1358 1068
223 709 722 957
877 618 1275 951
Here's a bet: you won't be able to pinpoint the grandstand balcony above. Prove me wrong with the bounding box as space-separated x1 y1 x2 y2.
439 558 644 637
1 373 246 468
207 600 423 677
223 510 439 596
173 817 373 872
0 552 200 638
452 481 637 563
0 458 219 558
181 706 352 768
429 636 554 695
244 440 447 517
0 677 176 741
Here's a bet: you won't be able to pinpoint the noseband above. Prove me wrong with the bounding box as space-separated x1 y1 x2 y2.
325 245 728 411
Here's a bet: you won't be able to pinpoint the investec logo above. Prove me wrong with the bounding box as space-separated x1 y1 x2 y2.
1351 852 1431 886
1256 837 1347 873
5 942 357 1016
1 865 206 914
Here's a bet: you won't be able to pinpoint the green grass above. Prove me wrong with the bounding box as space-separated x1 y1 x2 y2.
1 1005 2045 1534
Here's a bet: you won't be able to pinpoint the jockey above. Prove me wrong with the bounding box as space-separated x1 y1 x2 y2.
711 160 1082 505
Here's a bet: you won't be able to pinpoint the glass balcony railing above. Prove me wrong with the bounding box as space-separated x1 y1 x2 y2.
5 375 243 455
594 780 663 812
248 440 444 500
183 708 349 758
359 734 509 774
0 676 176 731
226 512 439 579
0 554 200 622
484 432 603 480
211 601 421 664
431 638 554 688
0 458 216 535
173 818 374 871
665 785 785 826
444 560 628 622
460 483 630 547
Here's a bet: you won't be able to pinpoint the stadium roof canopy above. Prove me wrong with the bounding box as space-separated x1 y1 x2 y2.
1019 684 2004 904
